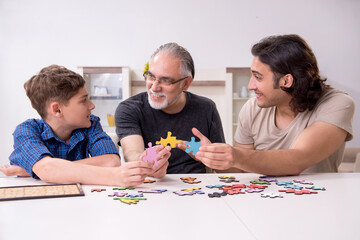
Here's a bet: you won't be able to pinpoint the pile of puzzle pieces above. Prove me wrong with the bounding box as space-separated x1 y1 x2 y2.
204 175 326 199
91 175 326 205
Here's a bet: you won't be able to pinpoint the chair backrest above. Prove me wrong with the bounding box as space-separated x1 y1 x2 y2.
106 132 125 164
106 132 119 151
354 153 360 172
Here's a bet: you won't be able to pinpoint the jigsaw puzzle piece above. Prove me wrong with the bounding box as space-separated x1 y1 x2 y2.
156 131 181 148
220 179 239 183
305 186 326 191
260 177 278 182
181 187 201 191
142 142 160 165
276 181 293 186
91 188 106 192
143 178 156 184
173 190 196 196
261 193 283 198
206 184 225 189
185 137 201 155
113 187 135 190
250 180 271 185
114 197 147 205
108 191 128 197
284 184 303 190
180 177 201 184
127 193 144 198
247 184 268 189
245 188 264 193
293 179 314 185
208 192 227 198
219 176 236 179
138 189 167 193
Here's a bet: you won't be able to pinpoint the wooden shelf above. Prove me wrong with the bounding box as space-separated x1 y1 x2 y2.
131 80 225 87
226 67 250 74
82 66 123 74
233 97 248 101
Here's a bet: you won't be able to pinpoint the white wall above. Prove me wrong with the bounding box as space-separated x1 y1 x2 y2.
0 0 359 167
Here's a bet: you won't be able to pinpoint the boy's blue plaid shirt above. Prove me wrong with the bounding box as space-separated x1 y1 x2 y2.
9 115 119 178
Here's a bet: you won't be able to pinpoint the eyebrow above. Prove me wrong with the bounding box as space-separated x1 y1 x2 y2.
251 70 263 76
147 71 173 80
79 94 88 100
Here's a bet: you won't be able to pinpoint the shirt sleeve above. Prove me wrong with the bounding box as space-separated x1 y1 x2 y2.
86 115 120 157
115 98 143 142
314 91 355 141
9 121 53 178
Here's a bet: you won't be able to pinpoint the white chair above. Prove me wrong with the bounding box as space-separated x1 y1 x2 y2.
106 132 119 151
354 152 360 172
340 147 360 172
106 132 125 164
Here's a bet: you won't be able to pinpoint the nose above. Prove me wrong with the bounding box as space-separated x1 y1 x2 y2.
248 76 256 90
150 79 162 91
89 100 95 110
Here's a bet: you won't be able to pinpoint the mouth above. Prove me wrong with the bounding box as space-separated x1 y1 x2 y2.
254 91 262 99
150 91 166 102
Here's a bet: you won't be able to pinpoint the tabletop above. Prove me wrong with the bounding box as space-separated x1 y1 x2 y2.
1 173 359 240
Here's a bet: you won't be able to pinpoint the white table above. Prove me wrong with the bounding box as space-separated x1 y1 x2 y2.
1 173 359 240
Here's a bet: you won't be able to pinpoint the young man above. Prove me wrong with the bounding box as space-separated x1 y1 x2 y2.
115 43 225 173
195 34 354 175
0 65 165 186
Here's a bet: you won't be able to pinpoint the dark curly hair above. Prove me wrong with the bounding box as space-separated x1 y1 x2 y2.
24 65 85 119
251 34 329 112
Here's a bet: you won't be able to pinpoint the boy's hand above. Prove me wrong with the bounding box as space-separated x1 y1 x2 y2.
0 164 30 177
114 161 154 187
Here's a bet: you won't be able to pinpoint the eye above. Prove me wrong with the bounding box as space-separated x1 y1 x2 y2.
161 78 172 84
148 74 156 81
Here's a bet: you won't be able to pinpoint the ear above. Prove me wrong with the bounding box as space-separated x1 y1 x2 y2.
280 74 294 88
49 102 63 117
182 77 193 91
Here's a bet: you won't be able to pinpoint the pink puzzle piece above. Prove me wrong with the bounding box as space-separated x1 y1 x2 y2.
142 142 160 165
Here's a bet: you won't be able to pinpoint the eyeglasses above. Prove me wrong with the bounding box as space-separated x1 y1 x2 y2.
143 71 189 86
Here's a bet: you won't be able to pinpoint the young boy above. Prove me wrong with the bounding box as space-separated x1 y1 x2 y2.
0 65 169 186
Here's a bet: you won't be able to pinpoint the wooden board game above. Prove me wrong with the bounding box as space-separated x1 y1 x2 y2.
0 183 84 201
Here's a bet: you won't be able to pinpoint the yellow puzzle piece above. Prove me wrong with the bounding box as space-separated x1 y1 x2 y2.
120 198 140 205
156 131 181 148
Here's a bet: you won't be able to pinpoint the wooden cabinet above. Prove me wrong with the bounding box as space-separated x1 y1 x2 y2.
225 67 251 145
78 66 130 133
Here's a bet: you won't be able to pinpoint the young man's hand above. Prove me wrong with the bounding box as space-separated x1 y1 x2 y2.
176 127 213 160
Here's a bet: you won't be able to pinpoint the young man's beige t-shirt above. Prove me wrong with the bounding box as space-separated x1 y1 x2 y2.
234 88 354 173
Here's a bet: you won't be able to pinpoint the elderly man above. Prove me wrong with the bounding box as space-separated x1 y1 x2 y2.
115 42 225 175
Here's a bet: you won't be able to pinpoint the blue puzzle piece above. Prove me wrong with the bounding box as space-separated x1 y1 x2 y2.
127 193 144 198
284 184 303 190
185 137 201 155
276 181 293 186
206 184 225 189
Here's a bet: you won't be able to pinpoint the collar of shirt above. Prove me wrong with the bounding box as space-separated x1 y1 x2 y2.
39 120 86 147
